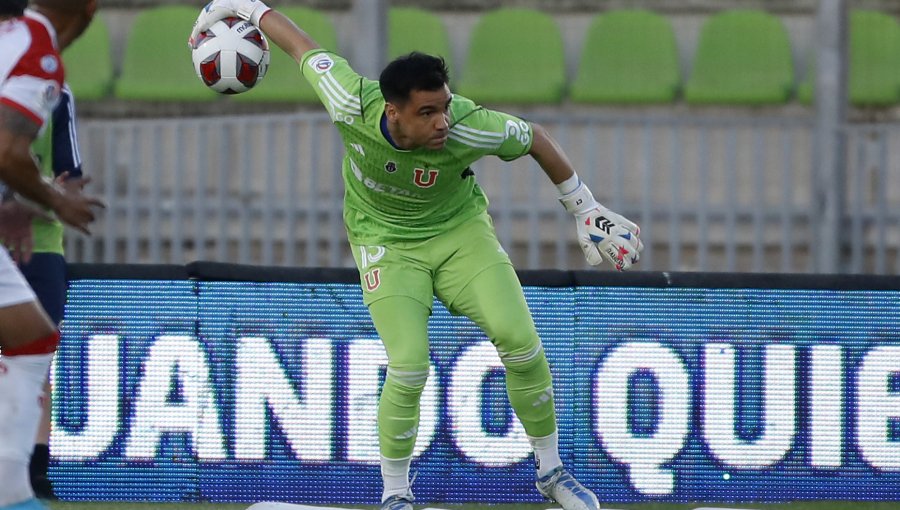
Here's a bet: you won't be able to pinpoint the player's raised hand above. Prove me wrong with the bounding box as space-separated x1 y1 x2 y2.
189 0 271 46
49 187 105 236
559 182 643 270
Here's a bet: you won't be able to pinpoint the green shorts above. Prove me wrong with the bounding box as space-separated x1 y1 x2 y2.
349 212 513 313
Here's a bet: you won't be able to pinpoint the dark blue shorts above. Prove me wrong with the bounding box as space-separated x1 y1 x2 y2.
19 252 67 326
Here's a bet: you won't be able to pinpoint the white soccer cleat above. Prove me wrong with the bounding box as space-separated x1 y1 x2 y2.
380 492 414 510
536 466 601 510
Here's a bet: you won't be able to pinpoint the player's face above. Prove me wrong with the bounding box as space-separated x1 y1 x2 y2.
393 85 452 150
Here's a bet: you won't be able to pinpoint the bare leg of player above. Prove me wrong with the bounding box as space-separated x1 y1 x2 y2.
0 300 60 510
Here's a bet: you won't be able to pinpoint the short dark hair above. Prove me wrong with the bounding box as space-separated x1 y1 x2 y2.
0 0 27 16
379 52 450 105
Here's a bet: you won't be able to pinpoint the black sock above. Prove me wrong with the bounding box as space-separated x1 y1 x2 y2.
31 443 50 478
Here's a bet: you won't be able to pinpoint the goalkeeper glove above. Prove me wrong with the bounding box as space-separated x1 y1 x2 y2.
559 182 643 270
189 0 271 47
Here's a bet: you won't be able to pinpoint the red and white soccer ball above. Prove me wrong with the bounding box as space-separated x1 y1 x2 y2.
191 17 270 94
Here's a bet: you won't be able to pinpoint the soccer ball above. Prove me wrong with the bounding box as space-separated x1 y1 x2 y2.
191 17 270 94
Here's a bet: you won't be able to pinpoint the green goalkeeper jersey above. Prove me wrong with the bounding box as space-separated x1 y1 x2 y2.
300 50 535 245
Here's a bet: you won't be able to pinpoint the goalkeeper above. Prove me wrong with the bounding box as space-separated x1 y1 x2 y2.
193 3 643 510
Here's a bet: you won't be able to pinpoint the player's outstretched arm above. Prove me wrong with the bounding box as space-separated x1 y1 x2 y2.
529 122 578 185
529 122 644 271
258 10 320 64
190 0 320 63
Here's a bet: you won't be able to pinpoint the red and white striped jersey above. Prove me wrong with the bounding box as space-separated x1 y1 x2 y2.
0 10 63 128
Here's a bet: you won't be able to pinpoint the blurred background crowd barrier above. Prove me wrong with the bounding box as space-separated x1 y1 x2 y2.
62 0 900 273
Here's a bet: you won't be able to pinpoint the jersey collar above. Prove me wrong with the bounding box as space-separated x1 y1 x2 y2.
379 112 411 153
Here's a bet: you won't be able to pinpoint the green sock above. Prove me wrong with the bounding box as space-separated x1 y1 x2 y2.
369 296 432 459
504 346 557 438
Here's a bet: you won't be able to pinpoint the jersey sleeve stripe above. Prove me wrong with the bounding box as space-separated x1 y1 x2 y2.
452 123 505 140
319 74 361 115
448 133 501 149
320 82 361 116
450 128 504 146
319 80 359 110
66 90 82 168
0 97 42 125
56 86 82 170
449 128 503 148
322 72 360 107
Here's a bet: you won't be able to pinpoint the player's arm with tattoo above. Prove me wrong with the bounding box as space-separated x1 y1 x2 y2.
0 105 103 234
0 105 57 206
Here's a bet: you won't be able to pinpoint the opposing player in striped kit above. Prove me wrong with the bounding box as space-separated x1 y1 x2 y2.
0 1 101 510
19 83 86 499
193 2 644 509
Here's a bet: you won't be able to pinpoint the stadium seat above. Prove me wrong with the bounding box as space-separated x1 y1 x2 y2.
684 10 795 105
570 9 680 104
388 8 453 68
233 7 339 103
63 14 113 100
798 10 900 106
115 6 217 101
456 8 566 104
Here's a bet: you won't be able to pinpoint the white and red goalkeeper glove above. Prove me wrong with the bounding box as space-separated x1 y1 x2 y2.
560 182 643 270
189 0 271 47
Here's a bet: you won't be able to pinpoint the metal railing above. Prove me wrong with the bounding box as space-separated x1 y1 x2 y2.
63 110 898 274
843 124 900 274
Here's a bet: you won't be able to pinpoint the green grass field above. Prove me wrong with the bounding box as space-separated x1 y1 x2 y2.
45 502 900 510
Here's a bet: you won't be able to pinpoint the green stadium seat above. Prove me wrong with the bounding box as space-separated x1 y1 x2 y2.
799 10 900 106
388 8 453 68
233 7 338 103
685 10 794 105
115 6 218 101
456 8 566 104
63 14 113 100
571 10 680 104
